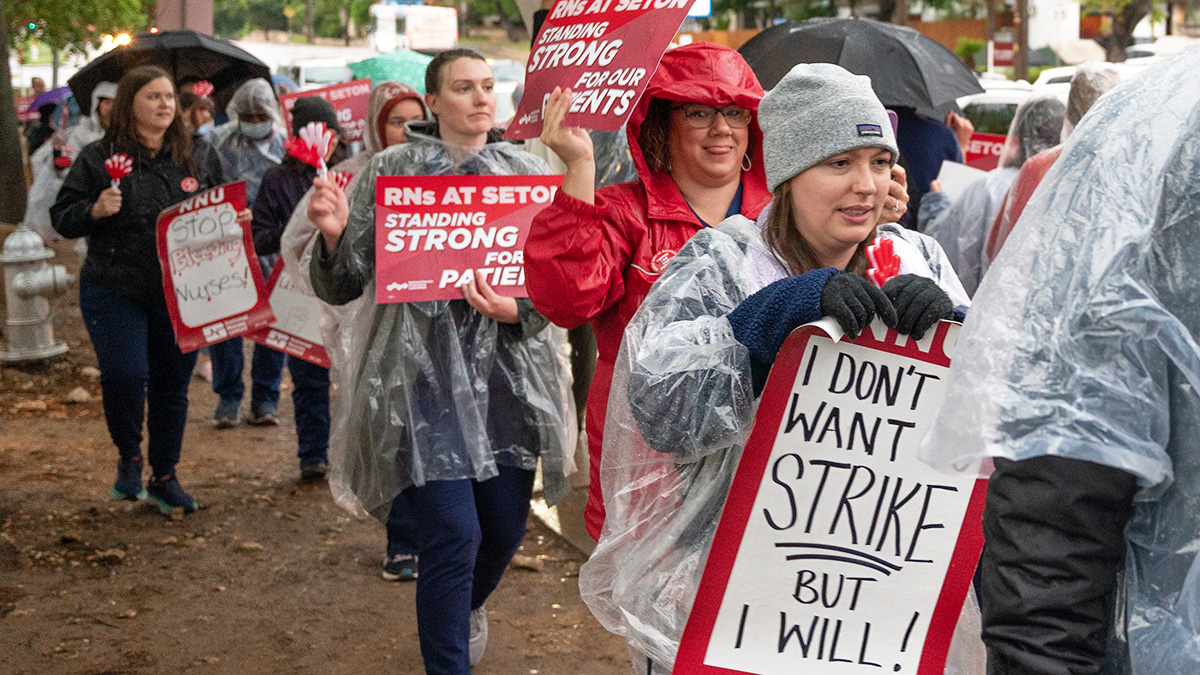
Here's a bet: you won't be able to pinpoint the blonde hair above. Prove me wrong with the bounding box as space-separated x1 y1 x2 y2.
763 181 874 276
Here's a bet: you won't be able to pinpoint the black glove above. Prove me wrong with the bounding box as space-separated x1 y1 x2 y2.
820 273 897 339
882 274 954 340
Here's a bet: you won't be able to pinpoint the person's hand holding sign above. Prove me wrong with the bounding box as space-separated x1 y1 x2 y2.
91 187 122 220
307 176 350 252
460 272 519 324
237 209 252 225
540 87 596 205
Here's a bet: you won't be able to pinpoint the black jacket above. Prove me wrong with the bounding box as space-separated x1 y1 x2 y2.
251 157 315 257
51 137 225 307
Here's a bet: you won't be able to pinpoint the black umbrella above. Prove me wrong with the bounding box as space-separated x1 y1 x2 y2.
739 18 982 116
68 30 272 114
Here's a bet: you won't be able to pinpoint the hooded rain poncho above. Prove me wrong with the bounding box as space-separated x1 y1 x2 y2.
919 48 1200 674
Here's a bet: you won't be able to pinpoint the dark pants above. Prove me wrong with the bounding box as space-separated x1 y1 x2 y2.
387 494 419 557
404 464 535 675
209 336 281 409
79 281 197 477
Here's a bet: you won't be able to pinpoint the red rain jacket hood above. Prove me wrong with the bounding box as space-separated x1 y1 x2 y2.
524 41 771 539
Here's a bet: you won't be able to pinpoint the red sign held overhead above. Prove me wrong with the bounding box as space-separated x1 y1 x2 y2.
504 0 697 140
279 79 373 143
156 181 275 352
674 318 986 675
374 175 562 303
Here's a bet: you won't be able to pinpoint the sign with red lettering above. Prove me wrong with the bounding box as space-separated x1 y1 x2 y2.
156 181 275 352
504 0 697 140
16 95 37 122
279 79 373 143
246 259 330 368
375 175 562 303
963 132 1007 171
675 319 985 675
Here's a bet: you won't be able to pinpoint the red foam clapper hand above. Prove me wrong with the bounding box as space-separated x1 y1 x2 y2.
298 121 335 177
865 237 900 288
191 81 215 98
329 171 353 191
104 153 133 189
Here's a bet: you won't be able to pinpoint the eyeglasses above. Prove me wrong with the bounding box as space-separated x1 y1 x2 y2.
671 104 753 129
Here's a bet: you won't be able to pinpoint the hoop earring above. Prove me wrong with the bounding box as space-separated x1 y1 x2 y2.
741 155 752 172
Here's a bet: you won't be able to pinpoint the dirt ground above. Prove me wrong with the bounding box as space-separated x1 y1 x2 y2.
0 226 631 675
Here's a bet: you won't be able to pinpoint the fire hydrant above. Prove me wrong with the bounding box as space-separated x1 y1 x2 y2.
0 223 74 361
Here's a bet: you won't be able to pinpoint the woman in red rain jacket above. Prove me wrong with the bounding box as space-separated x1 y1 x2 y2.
524 41 912 539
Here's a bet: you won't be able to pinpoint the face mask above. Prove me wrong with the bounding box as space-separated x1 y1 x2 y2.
239 120 273 140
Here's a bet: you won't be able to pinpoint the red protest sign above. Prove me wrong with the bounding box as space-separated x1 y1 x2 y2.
156 181 275 352
374 175 562 303
246 259 330 368
16 95 37 122
279 79 373 143
503 0 696 140
675 319 985 675
963 132 1006 171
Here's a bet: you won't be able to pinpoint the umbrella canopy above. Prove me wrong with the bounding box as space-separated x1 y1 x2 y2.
349 49 433 93
68 30 271 114
29 86 71 113
739 18 982 115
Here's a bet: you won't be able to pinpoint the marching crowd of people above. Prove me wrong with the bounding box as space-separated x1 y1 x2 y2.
15 20 1200 675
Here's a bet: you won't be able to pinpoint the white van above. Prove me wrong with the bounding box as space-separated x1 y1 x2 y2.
370 3 458 54
278 59 352 92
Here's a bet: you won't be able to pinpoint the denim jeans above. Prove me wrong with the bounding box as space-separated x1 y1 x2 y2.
79 281 197 477
403 465 535 675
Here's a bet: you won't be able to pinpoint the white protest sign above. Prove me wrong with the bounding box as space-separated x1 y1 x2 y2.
675 319 985 675
246 258 330 368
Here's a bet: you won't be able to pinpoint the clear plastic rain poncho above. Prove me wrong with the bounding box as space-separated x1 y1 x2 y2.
1061 61 1120 142
208 78 286 205
581 214 976 674
24 93 93 241
65 81 117 153
307 121 575 521
919 49 1200 673
922 94 1065 296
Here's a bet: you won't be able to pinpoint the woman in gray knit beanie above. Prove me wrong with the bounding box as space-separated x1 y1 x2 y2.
579 63 974 675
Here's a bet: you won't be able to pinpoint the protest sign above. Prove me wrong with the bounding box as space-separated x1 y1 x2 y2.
156 181 275 352
16 95 37 122
963 132 1007 171
246 259 330 368
936 160 988 203
503 0 697 140
374 175 561 303
280 79 372 143
675 318 985 675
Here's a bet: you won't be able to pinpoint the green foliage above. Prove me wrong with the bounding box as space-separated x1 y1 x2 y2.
955 37 985 71
8 0 147 54
785 0 837 21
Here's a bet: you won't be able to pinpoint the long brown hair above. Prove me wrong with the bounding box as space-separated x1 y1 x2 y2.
103 65 195 174
763 181 874 276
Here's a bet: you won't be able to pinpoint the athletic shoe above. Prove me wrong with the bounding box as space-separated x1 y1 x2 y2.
146 475 199 518
110 459 147 501
381 553 418 582
469 604 488 666
247 402 280 426
213 398 239 429
299 461 328 482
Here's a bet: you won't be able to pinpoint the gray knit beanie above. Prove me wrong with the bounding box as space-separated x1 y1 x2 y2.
759 63 898 192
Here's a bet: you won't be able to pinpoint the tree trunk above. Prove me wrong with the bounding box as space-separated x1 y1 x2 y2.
0 1 29 224
305 0 315 43
891 0 909 25
877 0 897 22
1096 0 1154 61
51 49 60 88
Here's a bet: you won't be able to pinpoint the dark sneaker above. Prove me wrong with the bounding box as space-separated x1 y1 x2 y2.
299 461 328 482
213 398 239 429
247 402 280 426
110 459 147 501
381 552 418 582
146 475 199 518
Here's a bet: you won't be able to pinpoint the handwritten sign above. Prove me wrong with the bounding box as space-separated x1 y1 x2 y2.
156 181 275 352
246 259 330 368
279 79 373 143
374 175 561 303
963 132 1006 171
675 319 985 675
503 0 696 140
